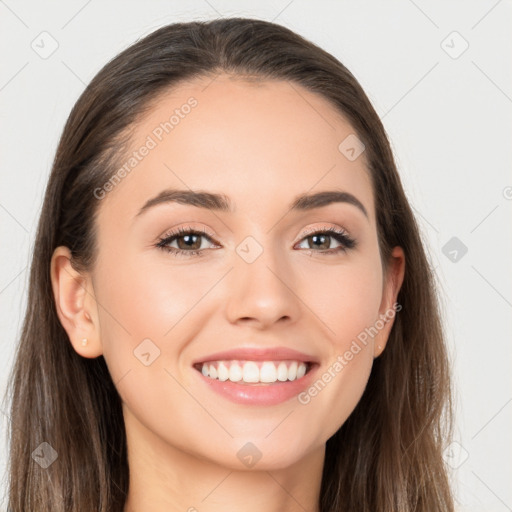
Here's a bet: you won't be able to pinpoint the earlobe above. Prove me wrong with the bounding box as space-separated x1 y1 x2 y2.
374 246 406 358
50 246 102 358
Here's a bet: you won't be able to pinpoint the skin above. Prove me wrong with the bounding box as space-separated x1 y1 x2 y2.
51 74 405 512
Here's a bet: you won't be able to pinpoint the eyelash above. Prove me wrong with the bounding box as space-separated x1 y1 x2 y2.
155 225 357 258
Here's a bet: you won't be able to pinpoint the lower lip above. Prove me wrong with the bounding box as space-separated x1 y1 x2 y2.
194 364 319 406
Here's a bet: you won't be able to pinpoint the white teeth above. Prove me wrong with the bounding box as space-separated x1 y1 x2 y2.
242 362 260 383
288 361 298 381
199 360 309 384
217 362 229 381
229 363 243 382
260 362 277 383
277 362 288 381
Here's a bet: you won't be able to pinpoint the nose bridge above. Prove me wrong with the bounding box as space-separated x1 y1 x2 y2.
224 233 300 327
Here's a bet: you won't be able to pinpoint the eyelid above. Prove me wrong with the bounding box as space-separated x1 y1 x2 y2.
158 224 218 242
296 224 351 240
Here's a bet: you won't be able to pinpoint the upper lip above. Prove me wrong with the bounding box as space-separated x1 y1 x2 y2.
192 346 319 365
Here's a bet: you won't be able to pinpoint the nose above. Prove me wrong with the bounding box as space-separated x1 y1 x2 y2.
224 241 301 330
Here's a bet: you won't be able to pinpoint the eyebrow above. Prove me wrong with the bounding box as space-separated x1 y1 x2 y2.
134 188 369 219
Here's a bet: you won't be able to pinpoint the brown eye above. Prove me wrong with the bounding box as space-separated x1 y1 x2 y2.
295 228 356 255
156 227 219 257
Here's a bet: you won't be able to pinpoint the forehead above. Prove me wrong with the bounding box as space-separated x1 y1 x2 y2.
98 74 375 225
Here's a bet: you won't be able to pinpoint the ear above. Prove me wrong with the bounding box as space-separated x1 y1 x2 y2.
373 246 405 358
50 246 103 358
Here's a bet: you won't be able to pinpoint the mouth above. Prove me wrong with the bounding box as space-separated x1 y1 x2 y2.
191 346 320 405
192 352 320 406
193 359 316 385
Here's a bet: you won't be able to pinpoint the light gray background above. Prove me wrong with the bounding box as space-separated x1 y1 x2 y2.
1 1 511 511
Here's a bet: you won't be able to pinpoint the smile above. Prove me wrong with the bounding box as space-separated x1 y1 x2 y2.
194 360 311 384
193 360 319 406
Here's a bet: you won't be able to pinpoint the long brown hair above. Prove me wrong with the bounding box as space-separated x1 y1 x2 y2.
3 18 454 511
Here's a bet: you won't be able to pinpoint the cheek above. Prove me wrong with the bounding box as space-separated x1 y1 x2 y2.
303 254 383 347
297 273 380 438
93 253 208 434
293 255 382 435
93 247 224 395
95 250 206 341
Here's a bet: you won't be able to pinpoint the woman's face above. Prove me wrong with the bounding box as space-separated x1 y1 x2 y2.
84 75 404 470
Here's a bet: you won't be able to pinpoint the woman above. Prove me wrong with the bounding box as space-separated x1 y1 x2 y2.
4 17 454 511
